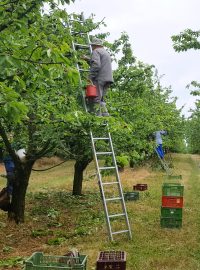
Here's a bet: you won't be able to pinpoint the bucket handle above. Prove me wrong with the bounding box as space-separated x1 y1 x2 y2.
87 79 95 86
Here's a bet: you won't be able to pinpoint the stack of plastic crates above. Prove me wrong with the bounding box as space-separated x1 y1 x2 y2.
160 183 184 228
96 251 126 270
24 252 87 270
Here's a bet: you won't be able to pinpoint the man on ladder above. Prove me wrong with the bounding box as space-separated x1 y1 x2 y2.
68 14 132 240
83 37 113 116
153 130 173 175
154 130 167 159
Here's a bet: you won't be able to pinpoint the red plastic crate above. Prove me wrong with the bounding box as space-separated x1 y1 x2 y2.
162 196 183 208
133 184 148 191
96 251 126 270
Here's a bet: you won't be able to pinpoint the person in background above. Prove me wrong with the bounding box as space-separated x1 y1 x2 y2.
0 145 15 211
154 130 167 159
84 37 114 116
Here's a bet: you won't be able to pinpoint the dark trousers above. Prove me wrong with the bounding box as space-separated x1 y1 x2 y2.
92 80 111 103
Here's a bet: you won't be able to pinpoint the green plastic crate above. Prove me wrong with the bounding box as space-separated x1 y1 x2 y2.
161 207 182 219
162 183 184 197
124 191 139 201
24 252 87 270
160 217 182 228
167 175 182 180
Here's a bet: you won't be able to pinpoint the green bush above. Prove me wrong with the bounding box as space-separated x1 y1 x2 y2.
116 155 129 170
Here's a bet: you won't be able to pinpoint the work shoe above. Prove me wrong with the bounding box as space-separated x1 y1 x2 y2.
102 112 110 117
96 110 102 116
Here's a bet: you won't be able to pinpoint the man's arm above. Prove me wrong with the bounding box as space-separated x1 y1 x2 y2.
160 130 167 135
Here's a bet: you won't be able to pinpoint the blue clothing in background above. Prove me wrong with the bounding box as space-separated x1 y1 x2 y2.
4 157 15 194
154 130 167 159
1 154 15 195
154 130 167 145
3 156 15 173
156 144 165 159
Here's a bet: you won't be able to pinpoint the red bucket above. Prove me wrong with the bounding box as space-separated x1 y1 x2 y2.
85 84 97 98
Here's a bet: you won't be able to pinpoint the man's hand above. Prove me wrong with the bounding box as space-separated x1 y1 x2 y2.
81 55 90 61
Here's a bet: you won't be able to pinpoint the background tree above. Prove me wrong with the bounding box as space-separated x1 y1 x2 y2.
172 29 200 153
107 33 185 165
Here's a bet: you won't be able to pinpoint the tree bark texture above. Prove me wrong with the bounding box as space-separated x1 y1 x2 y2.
8 163 33 223
73 158 92 195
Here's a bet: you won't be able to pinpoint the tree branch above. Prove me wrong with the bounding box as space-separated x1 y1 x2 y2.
0 1 42 32
0 0 19 7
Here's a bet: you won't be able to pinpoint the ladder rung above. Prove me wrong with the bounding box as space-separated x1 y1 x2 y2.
109 213 126 218
96 152 112 155
102 181 119 185
93 137 109 140
105 197 122 201
74 43 90 49
99 166 115 170
112 230 129 235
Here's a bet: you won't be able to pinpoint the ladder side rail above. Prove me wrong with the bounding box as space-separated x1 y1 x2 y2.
68 13 132 240
67 22 83 83
80 14 93 55
67 16 92 112
90 130 113 241
85 32 93 55
107 132 132 239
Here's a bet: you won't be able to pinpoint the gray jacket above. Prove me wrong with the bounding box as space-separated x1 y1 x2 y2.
89 47 114 83
154 130 167 144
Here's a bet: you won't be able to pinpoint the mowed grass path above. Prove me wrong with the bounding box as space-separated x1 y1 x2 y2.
0 154 200 269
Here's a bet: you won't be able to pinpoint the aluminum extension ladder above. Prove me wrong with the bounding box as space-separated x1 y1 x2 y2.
155 148 172 175
67 13 132 241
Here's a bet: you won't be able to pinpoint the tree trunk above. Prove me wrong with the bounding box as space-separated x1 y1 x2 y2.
8 163 33 223
72 158 92 195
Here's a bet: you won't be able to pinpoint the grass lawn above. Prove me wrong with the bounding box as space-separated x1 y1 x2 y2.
0 154 200 269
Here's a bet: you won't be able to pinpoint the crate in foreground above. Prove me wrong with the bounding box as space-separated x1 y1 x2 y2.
124 191 139 201
160 217 182 228
96 251 126 270
25 252 87 270
162 183 184 197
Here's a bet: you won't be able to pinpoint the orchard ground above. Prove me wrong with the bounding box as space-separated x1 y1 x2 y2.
0 154 200 270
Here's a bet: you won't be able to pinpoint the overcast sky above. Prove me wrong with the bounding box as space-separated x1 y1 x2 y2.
67 0 200 117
